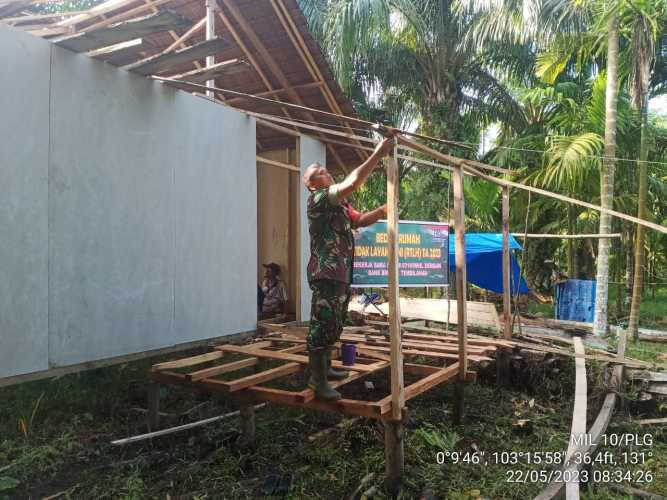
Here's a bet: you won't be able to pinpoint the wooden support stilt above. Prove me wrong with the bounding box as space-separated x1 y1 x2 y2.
497 185 511 386
384 418 404 497
237 397 257 448
386 146 404 421
147 382 160 431
385 145 405 492
452 164 468 424
502 186 511 340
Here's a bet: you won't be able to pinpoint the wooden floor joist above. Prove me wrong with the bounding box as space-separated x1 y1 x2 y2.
149 325 492 421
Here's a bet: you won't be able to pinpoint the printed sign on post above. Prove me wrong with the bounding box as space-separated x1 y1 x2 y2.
352 220 449 287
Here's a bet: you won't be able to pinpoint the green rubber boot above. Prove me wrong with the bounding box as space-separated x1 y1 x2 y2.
326 350 349 380
307 349 342 401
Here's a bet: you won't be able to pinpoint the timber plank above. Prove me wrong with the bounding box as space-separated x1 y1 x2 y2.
152 350 223 371
125 37 228 76
186 357 257 382
204 363 302 392
350 298 501 333
56 10 189 53
167 58 250 83
215 345 380 373
404 364 459 401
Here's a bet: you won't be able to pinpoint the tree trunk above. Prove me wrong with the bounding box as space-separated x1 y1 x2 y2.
625 227 634 307
614 238 622 319
593 13 619 336
628 104 649 341
567 204 576 278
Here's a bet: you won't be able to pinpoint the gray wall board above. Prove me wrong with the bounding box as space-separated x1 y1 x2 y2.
0 26 50 377
173 102 257 343
48 46 176 366
0 24 259 377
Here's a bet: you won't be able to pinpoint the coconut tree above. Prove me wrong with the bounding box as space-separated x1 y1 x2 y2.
627 3 666 341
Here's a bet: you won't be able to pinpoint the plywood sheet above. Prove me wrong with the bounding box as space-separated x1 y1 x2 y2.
349 297 502 333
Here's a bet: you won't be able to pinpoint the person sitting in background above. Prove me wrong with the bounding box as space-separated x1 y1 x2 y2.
260 262 288 317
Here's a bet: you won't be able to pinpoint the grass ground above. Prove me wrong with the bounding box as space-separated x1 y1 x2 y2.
1 342 665 500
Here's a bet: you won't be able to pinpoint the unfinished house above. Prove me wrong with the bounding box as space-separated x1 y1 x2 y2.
0 0 362 385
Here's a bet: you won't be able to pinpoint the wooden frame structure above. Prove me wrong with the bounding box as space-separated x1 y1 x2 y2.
148 325 506 422
7 2 664 494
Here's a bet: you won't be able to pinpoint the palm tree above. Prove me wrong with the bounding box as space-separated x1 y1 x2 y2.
628 3 666 341
298 0 527 140
592 10 620 336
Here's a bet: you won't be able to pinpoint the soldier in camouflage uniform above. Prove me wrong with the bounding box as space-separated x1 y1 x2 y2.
302 135 395 400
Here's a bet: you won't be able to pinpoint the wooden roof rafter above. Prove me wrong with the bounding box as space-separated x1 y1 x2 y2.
219 0 351 174
268 0 368 163
0 0 364 169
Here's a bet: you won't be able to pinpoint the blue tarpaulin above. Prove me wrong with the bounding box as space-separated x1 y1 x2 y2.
448 233 529 294
556 279 596 323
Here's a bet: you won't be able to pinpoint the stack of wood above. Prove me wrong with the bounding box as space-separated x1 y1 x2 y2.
628 369 667 399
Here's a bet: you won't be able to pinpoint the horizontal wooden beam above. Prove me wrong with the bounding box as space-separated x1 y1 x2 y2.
215 345 383 372
167 58 249 84
256 155 300 172
186 357 257 382
201 362 303 392
246 385 388 419
152 350 223 371
162 16 205 55
398 135 667 236
513 233 622 239
86 37 142 57
226 81 325 105
404 363 459 401
256 118 301 137
126 37 228 76
2 9 86 23
55 10 189 53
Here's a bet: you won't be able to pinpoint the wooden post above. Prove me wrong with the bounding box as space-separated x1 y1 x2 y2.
452 164 468 423
386 146 404 420
502 186 511 339
385 145 404 493
204 0 215 98
147 382 160 431
237 397 256 449
295 137 302 322
497 186 512 385
384 419 404 497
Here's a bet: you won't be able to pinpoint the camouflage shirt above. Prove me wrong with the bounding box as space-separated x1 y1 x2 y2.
307 187 354 284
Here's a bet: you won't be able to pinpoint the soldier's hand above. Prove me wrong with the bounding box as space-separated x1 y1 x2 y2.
375 136 395 156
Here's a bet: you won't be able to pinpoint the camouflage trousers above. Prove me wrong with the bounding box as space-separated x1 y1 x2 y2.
306 279 351 350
